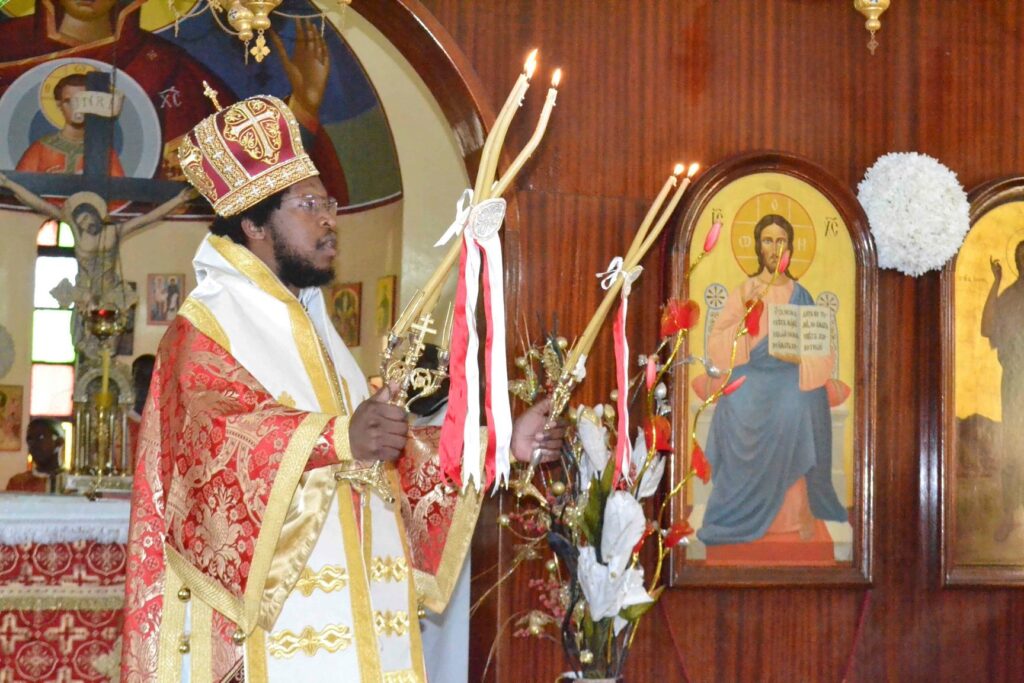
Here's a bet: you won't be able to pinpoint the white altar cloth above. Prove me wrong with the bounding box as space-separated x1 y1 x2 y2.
0 493 131 545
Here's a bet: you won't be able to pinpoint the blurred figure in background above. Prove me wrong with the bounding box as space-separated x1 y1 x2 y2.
7 419 65 493
126 354 155 465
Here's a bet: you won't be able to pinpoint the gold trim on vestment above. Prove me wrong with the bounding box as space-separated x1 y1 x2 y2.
267 623 354 659
208 235 288 298
383 670 421 683
191 597 213 683
373 610 410 637
293 564 349 596
363 493 374 568
259 465 336 630
337 482 383 682
389 468 428 682
333 418 353 461
413 429 487 613
179 298 231 353
243 413 329 633
290 303 343 415
245 626 269 683
370 557 409 583
157 565 186 683
207 235 350 417
165 545 242 625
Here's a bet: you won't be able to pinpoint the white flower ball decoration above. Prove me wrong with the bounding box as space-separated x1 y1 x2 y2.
857 152 970 277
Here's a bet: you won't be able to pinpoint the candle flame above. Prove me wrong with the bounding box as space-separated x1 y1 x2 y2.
551 68 562 87
673 163 685 176
687 162 700 178
525 49 539 78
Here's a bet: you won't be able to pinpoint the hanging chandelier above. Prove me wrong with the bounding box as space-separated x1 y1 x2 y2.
853 0 890 54
175 0 352 63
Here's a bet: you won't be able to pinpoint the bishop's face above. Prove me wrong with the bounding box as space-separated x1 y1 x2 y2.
264 177 339 289
759 223 790 274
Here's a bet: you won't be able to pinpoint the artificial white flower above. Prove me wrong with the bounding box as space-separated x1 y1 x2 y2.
577 546 618 620
858 152 970 277
637 456 665 500
601 491 646 578
577 546 652 625
576 406 609 490
612 566 654 635
629 431 664 499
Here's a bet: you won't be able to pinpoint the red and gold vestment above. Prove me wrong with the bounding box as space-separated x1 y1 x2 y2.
121 236 479 682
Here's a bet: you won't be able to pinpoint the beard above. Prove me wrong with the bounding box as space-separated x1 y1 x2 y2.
271 232 335 289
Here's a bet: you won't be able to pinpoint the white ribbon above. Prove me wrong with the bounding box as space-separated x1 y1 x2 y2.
596 256 643 290
434 188 474 247
477 228 512 490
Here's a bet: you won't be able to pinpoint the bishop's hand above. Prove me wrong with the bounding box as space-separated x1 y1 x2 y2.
349 383 408 462
511 397 567 464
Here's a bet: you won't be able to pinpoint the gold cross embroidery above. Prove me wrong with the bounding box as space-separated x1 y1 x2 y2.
222 99 283 165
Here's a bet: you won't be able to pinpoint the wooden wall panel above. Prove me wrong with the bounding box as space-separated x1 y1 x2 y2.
411 1 1024 680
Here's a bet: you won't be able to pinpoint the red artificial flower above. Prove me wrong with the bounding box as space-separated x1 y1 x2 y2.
722 375 747 396
664 520 695 548
644 415 673 453
660 298 700 337
691 443 711 483
744 299 764 336
645 356 658 391
776 249 791 274
703 221 723 253
632 521 657 555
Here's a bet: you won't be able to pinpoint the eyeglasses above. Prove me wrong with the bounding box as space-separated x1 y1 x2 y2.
283 195 338 216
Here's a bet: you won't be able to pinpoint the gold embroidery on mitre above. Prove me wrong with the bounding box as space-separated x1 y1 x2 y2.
197 115 247 190
383 671 420 683
178 136 217 201
370 556 409 583
293 565 348 597
211 155 317 217
277 391 296 409
222 98 283 166
373 610 410 637
267 624 353 659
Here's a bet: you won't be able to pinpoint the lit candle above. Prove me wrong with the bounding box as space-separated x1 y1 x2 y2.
636 162 700 256
491 67 561 198
623 164 683 265
564 163 700 384
479 49 538 197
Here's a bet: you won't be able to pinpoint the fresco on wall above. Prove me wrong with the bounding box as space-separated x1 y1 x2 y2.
0 0 401 212
676 172 860 573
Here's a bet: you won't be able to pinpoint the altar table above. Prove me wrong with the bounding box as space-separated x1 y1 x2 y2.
0 494 130 683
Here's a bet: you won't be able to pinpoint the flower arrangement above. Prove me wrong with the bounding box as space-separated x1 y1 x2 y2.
483 212 798 680
857 152 970 277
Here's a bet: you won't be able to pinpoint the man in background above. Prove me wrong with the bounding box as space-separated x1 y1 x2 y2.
6 419 65 494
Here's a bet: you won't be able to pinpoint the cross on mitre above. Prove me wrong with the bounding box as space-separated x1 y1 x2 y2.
223 98 284 165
